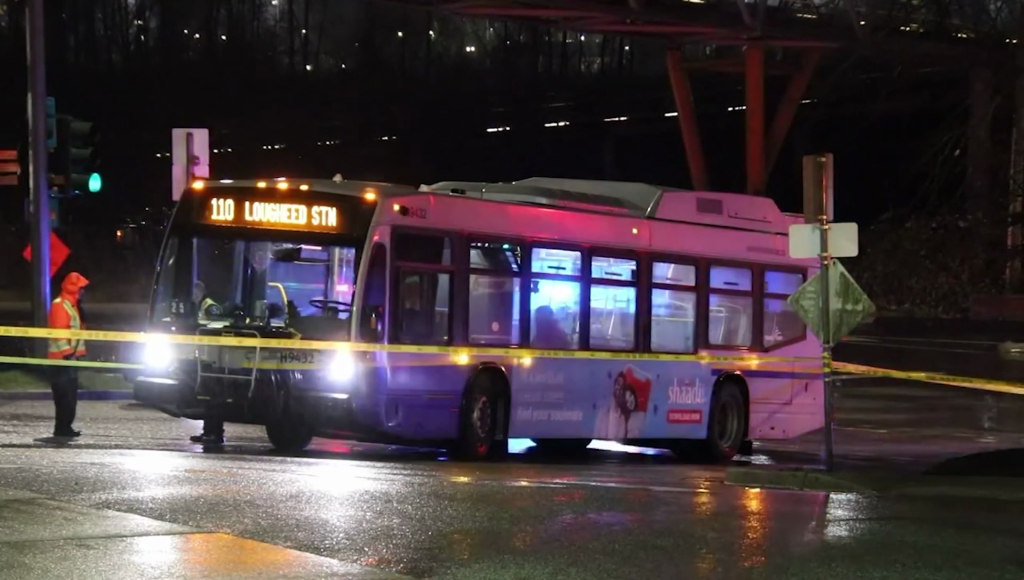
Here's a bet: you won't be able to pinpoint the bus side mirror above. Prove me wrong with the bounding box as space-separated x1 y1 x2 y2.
359 306 384 341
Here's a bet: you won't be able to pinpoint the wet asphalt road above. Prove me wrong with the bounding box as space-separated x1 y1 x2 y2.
2 388 1024 579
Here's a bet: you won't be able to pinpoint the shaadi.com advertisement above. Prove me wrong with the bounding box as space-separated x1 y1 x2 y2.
509 359 713 440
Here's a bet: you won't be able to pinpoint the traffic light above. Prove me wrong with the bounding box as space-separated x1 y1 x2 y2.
54 116 101 195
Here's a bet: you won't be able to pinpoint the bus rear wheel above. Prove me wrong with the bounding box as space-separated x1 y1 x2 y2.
266 420 314 452
454 377 507 461
673 381 746 463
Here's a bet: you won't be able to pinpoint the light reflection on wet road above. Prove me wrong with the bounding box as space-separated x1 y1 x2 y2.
0 401 1023 578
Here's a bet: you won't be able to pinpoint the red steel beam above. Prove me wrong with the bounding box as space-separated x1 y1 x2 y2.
745 44 767 196
455 7 607 19
766 49 822 179
582 23 731 35
666 50 710 191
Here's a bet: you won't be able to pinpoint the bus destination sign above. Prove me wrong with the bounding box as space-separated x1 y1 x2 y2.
201 196 341 232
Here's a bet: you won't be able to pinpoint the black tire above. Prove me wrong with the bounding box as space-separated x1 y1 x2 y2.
454 378 506 461
532 438 592 455
265 420 314 452
672 381 747 463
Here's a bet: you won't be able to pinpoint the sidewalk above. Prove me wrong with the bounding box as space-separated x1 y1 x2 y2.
0 486 407 580
740 426 1024 501
0 369 132 400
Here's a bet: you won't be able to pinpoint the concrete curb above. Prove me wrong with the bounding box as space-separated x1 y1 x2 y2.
0 390 133 401
726 466 1024 501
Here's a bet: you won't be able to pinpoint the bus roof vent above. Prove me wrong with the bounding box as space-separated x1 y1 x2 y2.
695 197 723 215
654 191 788 234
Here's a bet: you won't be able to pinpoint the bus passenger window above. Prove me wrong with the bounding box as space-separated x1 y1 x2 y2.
396 271 450 344
590 256 637 351
764 270 806 347
469 276 521 345
651 261 697 353
468 241 522 346
709 265 753 347
530 247 581 350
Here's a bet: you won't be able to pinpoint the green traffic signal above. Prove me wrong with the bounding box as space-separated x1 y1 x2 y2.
55 116 101 195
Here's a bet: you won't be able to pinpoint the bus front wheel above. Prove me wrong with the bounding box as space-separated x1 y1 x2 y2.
454 377 507 461
266 419 314 452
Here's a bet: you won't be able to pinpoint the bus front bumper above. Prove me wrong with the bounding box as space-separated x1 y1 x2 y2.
133 375 200 419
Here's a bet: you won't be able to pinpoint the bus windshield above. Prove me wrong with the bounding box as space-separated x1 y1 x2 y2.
151 234 358 338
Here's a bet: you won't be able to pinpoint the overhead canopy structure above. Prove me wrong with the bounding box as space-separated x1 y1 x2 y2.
390 0 1017 60
392 0 1016 197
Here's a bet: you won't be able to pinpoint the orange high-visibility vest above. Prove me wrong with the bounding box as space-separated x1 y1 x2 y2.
47 298 86 360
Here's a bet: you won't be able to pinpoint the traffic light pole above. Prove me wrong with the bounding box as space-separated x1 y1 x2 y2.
26 0 51 333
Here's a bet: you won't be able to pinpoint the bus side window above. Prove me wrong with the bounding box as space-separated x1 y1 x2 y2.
529 247 581 350
650 261 697 353
763 270 806 348
589 255 637 351
396 271 450 344
358 244 387 342
391 232 453 345
468 240 522 346
708 265 753 347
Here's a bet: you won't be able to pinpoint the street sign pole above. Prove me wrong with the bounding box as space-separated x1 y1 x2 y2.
789 153 874 473
171 128 209 288
802 152 837 471
185 132 199 287
26 0 51 337
815 160 836 472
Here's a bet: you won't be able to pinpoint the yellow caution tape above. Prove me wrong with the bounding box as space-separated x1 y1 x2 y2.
3 325 1023 395
0 325 820 364
832 361 1024 395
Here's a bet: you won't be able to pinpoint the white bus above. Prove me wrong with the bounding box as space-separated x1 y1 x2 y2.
135 176 823 460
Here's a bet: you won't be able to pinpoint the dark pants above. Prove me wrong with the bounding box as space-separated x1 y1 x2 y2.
202 419 225 438
202 402 224 438
50 368 79 433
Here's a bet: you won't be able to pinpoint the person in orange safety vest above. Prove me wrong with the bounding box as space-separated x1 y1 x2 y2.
48 272 89 438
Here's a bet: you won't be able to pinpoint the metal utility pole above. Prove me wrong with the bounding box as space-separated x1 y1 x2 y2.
26 0 51 331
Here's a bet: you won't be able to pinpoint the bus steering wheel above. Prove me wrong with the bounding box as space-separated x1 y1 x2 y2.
309 299 352 314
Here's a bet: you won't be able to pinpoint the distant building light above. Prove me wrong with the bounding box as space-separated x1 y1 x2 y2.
664 112 679 117
604 116 627 122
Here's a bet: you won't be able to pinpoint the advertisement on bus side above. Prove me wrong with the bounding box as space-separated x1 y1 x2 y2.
508 359 714 440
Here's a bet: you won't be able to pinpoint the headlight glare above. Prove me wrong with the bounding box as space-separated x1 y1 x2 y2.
142 335 173 370
326 350 356 383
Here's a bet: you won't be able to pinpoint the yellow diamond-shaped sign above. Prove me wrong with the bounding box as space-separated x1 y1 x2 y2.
787 259 875 344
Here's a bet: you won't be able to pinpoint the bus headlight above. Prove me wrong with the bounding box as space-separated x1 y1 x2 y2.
326 350 356 383
142 335 173 370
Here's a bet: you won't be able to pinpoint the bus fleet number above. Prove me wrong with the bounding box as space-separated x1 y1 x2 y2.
279 351 315 364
